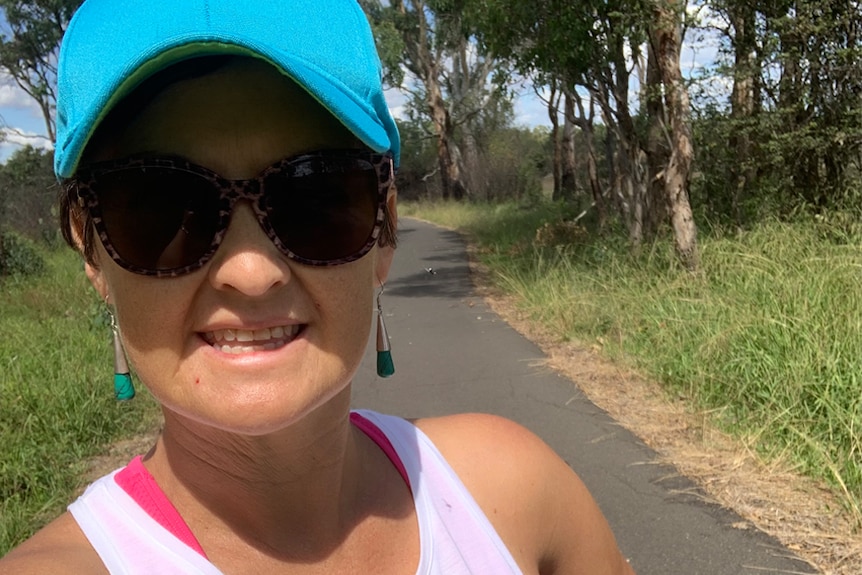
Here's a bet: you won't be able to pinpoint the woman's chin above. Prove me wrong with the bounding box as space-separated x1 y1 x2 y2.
159 375 352 437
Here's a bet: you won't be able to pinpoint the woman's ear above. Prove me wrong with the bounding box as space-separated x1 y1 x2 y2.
375 186 398 286
85 262 108 302
376 244 395 287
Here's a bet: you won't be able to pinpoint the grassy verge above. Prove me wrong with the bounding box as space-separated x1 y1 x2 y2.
0 248 158 555
402 200 862 521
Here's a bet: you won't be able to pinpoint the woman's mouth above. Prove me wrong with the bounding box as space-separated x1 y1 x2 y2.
203 325 304 354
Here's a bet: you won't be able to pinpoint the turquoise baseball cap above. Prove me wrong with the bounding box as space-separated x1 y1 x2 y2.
54 0 400 178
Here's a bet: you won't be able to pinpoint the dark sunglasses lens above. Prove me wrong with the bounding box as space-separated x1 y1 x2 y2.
264 157 379 261
94 167 221 271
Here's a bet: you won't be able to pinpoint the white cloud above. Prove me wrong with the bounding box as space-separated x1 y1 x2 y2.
514 92 549 127
2 127 52 147
0 71 53 161
0 74 40 112
384 87 407 121
389 105 406 121
0 127 53 163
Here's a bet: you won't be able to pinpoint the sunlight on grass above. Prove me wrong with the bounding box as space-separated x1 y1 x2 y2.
404 201 862 521
0 248 159 554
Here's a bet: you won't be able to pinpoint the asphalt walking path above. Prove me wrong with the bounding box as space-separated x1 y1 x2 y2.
351 218 817 575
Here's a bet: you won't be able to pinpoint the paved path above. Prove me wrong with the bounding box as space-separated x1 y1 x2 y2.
351 218 817 575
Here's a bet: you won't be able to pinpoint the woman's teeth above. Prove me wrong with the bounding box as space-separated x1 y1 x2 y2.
205 325 301 354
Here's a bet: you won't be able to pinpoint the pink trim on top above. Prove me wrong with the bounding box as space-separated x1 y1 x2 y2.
114 456 208 558
350 412 412 491
113 413 411 558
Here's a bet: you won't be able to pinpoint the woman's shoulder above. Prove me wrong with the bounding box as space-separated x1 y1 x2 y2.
413 412 563 492
412 413 578 529
413 413 635 575
0 512 106 575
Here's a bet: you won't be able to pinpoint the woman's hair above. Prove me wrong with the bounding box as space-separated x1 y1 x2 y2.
59 56 397 266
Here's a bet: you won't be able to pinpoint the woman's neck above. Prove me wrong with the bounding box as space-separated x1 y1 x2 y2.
141 390 373 561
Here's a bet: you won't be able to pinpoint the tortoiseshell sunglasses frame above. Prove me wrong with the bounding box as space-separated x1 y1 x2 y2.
71 150 393 278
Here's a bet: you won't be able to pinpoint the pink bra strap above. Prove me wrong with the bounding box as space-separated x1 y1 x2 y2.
114 456 208 558
350 412 412 491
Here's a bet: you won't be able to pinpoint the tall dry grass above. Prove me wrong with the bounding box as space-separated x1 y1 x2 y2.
403 200 862 520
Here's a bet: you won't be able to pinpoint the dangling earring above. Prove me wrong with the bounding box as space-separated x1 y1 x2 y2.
376 284 395 378
108 303 135 400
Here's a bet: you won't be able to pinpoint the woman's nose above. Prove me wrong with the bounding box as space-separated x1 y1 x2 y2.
206 202 291 296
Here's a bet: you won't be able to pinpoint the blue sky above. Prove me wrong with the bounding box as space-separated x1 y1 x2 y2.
0 76 53 160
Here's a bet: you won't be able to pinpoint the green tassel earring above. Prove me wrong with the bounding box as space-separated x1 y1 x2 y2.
109 307 135 400
376 285 395 378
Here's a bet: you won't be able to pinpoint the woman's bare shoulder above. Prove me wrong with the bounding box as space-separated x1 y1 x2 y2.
0 512 105 575
414 413 635 575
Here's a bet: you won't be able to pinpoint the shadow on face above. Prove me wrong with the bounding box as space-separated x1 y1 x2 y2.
85 56 362 173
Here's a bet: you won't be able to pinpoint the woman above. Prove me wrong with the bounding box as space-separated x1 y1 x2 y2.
1 0 634 573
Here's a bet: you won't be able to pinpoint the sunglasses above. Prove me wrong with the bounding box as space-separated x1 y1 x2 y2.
72 150 393 277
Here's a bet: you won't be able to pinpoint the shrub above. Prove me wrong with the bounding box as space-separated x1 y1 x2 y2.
0 146 57 244
0 231 46 278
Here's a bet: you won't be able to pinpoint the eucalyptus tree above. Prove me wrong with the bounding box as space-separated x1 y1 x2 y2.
0 0 82 142
647 0 699 269
474 0 700 269
697 0 862 218
472 0 610 217
770 0 862 208
362 0 508 200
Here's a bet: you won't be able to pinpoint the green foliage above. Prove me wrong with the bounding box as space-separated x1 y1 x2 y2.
0 247 159 554
692 0 862 222
472 0 600 79
358 0 407 87
409 200 862 521
0 230 45 277
394 117 439 199
0 145 57 244
484 127 547 203
395 117 547 202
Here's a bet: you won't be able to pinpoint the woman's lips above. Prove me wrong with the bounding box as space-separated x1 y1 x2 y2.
202 325 304 354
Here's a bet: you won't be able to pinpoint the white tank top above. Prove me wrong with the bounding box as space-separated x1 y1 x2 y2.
68 410 524 574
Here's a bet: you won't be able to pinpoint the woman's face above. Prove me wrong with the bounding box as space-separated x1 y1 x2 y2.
85 59 395 435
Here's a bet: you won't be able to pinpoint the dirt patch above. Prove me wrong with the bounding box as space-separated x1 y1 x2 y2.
467 249 862 575
80 426 161 492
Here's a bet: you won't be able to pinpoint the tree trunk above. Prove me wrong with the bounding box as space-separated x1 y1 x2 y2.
461 126 482 199
605 128 624 222
590 45 644 240
576 95 607 230
645 37 669 239
560 92 577 201
392 0 470 201
426 53 467 201
546 82 562 200
594 78 644 246
728 2 757 224
626 147 644 248
611 33 647 248
451 31 482 199
651 0 699 271
776 7 813 205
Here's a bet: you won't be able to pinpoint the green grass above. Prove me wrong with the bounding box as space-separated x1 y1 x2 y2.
0 248 158 555
403 200 862 522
